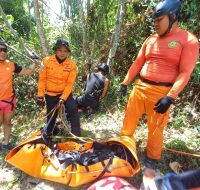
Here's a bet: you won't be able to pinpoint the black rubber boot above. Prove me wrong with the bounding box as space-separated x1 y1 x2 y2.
144 157 157 169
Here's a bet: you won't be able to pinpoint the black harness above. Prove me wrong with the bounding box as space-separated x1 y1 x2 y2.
1 94 15 111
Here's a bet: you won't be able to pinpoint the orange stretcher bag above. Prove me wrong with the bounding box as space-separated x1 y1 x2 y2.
5 131 140 187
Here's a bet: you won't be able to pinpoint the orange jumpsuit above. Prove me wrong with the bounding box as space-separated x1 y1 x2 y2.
121 27 199 159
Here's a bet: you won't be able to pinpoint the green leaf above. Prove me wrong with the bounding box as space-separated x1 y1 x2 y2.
6 14 14 24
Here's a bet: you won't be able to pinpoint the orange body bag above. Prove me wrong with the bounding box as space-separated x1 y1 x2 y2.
5 131 140 187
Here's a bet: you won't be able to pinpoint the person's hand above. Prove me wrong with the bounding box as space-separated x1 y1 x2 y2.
119 84 128 96
154 96 174 114
30 53 40 60
37 96 45 108
29 62 36 71
56 98 64 109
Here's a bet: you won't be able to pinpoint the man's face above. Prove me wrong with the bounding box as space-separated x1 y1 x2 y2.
154 14 169 36
55 45 69 60
0 45 7 61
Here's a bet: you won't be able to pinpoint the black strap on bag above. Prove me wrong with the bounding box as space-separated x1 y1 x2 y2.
95 156 113 180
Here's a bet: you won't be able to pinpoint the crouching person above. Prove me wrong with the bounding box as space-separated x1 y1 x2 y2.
76 63 110 113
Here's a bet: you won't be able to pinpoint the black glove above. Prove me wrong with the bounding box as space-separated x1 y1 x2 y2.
119 84 128 96
30 53 40 60
37 96 45 107
154 96 175 114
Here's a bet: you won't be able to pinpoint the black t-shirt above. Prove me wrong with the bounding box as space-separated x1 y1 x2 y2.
84 73 105 100
14 62 22 74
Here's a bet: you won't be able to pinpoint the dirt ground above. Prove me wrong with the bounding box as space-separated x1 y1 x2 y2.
0 108 199 190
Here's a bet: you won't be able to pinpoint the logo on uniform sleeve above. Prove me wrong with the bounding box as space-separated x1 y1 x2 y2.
168 40 179 48
6 66 10 71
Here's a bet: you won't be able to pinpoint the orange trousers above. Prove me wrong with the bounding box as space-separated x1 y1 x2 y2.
121 79 172 160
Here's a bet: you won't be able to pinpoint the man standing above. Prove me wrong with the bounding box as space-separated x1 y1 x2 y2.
119 0 199 168
37 39 81 137
0 39 36 150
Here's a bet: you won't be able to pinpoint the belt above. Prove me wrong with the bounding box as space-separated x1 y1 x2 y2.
47 90 63 94
139 76 173 87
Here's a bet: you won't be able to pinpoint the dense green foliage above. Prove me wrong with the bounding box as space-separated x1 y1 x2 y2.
0 0 199 116
0 1 199 189
0 0 199 119
0 0 33 39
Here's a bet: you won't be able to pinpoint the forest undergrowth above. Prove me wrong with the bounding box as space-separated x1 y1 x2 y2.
0 82 199 190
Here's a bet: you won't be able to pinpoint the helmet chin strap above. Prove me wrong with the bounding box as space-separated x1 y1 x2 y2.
159 14 176 37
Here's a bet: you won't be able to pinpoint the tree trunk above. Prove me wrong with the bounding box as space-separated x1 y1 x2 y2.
33 0 49 57
106 0 127 70
79 0 91 69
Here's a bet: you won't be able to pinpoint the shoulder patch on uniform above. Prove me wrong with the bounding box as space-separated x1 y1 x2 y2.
168 40 179 48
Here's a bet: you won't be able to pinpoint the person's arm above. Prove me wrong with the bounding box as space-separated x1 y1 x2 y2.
100 78 110 99
18 62 36 75
122 38 148 85
60 62 77 100
37 61 47 97
167 36 199 99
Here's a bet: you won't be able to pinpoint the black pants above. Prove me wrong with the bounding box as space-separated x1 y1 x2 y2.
44 94 81 136
76 94 99 110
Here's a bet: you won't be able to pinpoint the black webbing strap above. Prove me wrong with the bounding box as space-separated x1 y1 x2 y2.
1 94 15 110
95 156 113 180
140 76 173 87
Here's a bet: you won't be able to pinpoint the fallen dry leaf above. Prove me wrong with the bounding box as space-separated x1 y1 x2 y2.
169 161 182 174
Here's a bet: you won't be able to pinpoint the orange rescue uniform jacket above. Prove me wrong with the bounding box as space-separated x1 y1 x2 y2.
38 55 77 100
122 27 199 99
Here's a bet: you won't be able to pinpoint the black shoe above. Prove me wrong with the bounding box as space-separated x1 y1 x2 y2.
144 157 156 169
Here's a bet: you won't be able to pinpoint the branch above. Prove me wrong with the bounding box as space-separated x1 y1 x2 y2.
7 44 41 65
0 5 32 56
33 0 49 57
106 0 126 70
0 4 41 65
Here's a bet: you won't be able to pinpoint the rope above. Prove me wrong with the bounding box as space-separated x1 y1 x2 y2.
57 104 95 142
41 102 200 159
163 147 200 158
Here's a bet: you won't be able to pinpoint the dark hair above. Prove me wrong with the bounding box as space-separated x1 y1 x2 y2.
98 63 109 75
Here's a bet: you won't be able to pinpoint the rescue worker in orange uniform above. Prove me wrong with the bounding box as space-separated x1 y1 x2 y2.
0 39 36 150
37 39 81 137
119 0 199 168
